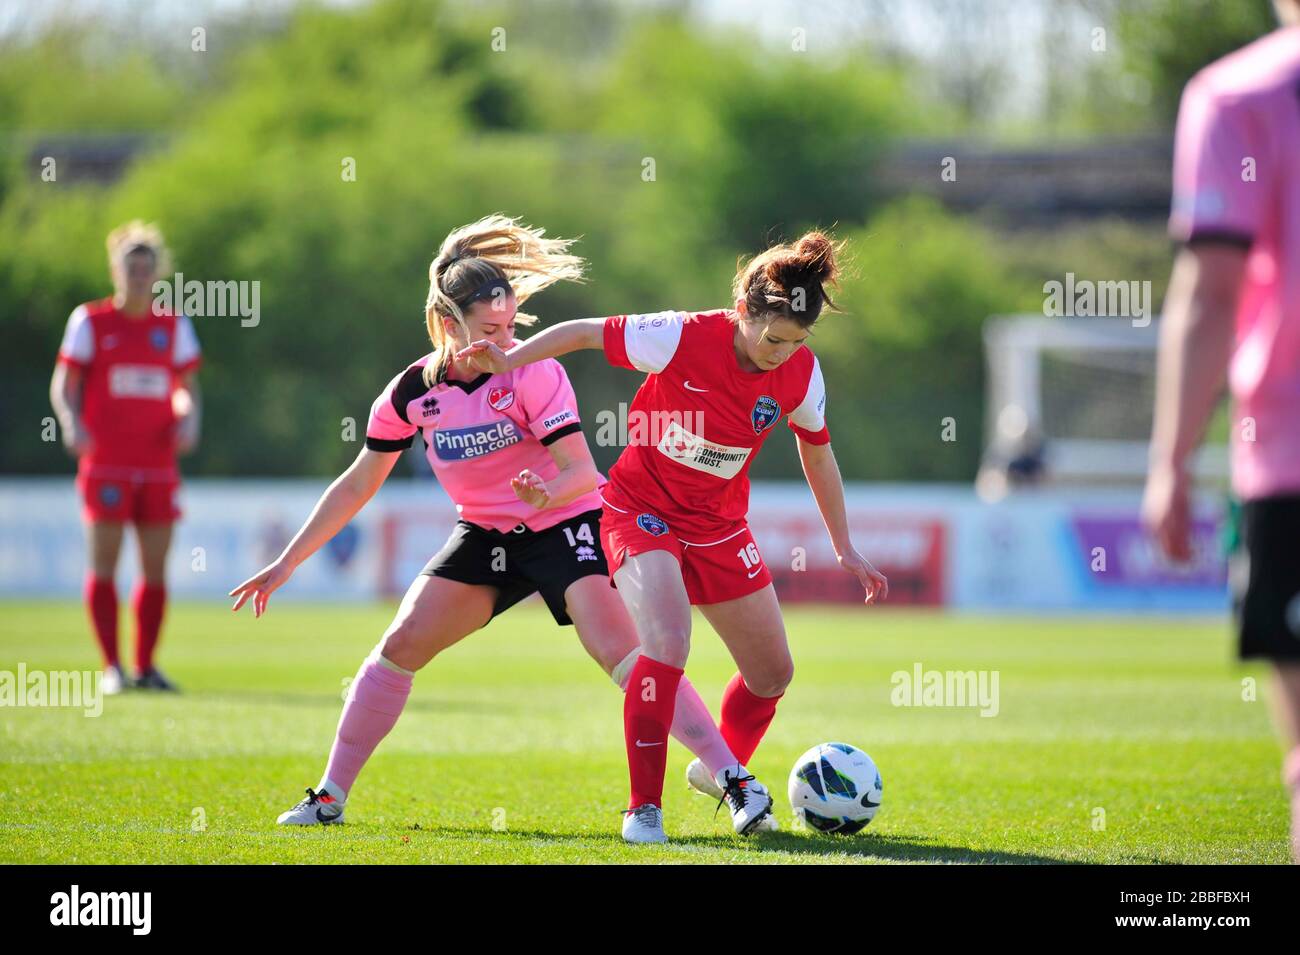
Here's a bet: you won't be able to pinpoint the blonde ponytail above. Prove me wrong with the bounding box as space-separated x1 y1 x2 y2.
424 214 585 385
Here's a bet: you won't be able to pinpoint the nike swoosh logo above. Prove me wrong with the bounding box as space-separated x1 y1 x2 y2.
747 568 762 578
683 380 708 393
635 740 664 748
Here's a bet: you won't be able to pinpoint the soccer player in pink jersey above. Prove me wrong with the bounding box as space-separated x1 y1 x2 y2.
460 231 889 842
229 216 756 838
50 222 202 695
1142 6 1300 862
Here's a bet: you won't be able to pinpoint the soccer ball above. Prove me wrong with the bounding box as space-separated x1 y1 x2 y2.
788 742 882 835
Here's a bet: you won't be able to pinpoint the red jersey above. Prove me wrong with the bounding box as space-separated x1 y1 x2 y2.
57 298 202 477
602 309 829 536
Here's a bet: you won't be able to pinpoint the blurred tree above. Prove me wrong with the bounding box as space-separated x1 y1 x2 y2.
1115 0 1278 124
2 0 1174 486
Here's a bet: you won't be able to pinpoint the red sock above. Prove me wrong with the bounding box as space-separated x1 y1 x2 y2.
132 581 167 674
719 672 782 765
624 655 683 809
84 575 119 668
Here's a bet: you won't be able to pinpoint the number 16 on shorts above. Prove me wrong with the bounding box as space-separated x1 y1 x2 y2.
737 540 764 578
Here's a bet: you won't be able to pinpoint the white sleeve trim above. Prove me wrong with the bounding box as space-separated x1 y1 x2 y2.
788 355 827 432
623 311 685 374
59 305 93 363
173 313 201 367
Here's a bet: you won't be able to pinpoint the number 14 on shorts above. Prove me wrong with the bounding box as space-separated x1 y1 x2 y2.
562 523 595 548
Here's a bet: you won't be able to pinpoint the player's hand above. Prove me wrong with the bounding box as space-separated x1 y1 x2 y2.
172 389 199 454
456 340 510 375
839 547 889 605
229 560 294 618
1142 462 1192 563
511 469 551 510
61 418 91 457
174 414 200 455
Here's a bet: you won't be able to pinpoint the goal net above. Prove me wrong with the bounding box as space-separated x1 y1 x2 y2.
979 315 1228 496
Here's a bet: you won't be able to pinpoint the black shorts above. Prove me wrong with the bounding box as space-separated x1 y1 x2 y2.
420 508 609 626
1231 495 1300 661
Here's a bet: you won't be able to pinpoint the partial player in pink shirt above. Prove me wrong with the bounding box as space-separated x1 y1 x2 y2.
228 215 749 831
1142 9 1300 861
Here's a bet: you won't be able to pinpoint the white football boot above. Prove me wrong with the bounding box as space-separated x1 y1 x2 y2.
718 768 775 835
685 758 724 798
688 759 778 831
621 803 667 844
277 787 345 826
101 665 127 696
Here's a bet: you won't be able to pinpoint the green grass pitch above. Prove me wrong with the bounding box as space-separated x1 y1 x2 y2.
0 600 1289 864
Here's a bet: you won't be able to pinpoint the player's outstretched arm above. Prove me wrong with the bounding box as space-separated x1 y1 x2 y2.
797 437 888 605
229 447 400 617
456 318 604 374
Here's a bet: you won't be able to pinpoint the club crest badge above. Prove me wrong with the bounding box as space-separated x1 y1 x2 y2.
751 395 780 434
488 387 515 411
150 327 170 352
636 513 669 537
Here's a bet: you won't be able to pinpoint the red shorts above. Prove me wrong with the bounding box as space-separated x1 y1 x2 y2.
600 492 772 606
77 472 181 525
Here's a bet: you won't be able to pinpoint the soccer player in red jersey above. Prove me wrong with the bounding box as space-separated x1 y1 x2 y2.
460 231 889 841
49 222 202 694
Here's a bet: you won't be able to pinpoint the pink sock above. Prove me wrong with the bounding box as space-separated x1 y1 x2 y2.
670 676 739 777
322 655 413 800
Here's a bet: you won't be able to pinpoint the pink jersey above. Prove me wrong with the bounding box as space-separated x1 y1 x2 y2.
602 309 829 538
366 349 603 531
1169 26 1300 499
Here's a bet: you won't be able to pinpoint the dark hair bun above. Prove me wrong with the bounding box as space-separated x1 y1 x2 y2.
790 231 838 285
732 229 844 328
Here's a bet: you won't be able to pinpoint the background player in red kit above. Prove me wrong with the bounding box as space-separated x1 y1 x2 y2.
461 231 888 842
49 222 201 694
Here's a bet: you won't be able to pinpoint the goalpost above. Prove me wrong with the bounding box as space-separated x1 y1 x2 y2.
978 315 1229 496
